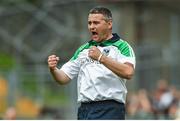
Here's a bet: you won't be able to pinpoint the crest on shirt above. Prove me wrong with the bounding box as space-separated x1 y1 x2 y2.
102 48 110 56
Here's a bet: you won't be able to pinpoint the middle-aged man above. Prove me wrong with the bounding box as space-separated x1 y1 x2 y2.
48 6 136 119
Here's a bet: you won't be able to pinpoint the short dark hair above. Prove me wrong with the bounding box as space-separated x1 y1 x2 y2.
89 6 112 22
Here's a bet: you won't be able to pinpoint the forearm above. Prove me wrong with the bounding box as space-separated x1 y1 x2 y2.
50 67 70 85
100 55 134 80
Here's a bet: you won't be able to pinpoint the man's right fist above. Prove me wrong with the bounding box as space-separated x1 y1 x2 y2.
48 55 59 70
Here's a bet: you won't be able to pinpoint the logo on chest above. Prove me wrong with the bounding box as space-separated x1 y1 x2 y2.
102 48 110 56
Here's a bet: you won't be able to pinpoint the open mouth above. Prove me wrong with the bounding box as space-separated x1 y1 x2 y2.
92 31 97 35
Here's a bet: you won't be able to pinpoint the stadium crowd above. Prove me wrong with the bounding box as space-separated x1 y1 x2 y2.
126 79 180 120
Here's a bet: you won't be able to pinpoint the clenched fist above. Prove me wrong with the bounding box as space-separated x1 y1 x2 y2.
48 55 59 70
88 46 101 60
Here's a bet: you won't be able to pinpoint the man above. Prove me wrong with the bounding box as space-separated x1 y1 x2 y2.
48 6 135 119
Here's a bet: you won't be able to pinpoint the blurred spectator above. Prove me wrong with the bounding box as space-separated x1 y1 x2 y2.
126 93 139 118
151 79 174 119
126 79 179 120
3 107 17 120
126 89 154 119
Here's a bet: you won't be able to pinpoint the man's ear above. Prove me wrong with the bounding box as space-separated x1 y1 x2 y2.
108 20 112 29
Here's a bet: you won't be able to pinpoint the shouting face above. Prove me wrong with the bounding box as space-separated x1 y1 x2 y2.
88 13 112 42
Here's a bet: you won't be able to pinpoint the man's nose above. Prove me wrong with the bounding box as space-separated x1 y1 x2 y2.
89 24 95 30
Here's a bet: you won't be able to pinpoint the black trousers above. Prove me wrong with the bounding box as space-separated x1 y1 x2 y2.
78 100 125 120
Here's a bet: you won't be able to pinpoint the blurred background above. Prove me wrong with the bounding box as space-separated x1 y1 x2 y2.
0 0 180 120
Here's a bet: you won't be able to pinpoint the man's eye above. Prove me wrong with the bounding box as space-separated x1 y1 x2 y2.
94 21 99 24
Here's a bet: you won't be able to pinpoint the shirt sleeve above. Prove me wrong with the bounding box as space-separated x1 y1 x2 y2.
60 43 89 80
117 44 136 69
118 55 136 69
60 59 80 80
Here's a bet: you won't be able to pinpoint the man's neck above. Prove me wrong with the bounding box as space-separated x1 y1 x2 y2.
106 33 113 40
100 32 113 42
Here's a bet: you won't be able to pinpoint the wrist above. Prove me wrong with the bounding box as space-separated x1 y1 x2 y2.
98 53 106 63
99 54 105 63
98 53 103 62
